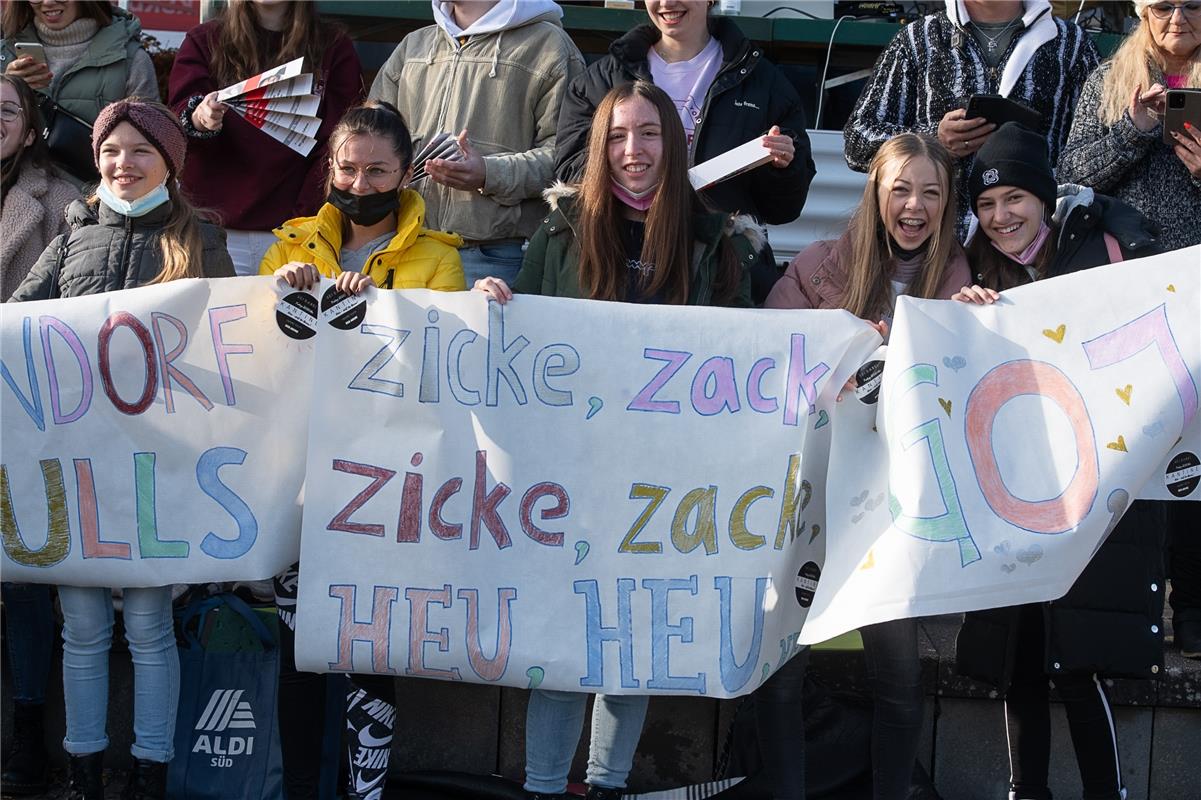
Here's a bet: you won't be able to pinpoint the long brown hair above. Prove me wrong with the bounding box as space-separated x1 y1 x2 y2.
2 0 113 37
90 100 210 284
840 134 957 320
966 202 1058 291
1097 6 1201 126
0 74 56 187
577 81 738 305
209 0 330 88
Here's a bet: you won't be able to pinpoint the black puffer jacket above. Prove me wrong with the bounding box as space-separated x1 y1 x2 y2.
957 501 1167 687
554 18 815 229
957 187 1166 689
9 199 234 301
1044 184 1161 277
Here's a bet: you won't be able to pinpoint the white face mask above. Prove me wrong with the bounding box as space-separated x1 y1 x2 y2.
96 179 170 218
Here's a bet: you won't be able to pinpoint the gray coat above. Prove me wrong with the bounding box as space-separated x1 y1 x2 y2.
1057 62 1201 252
8 199 234 302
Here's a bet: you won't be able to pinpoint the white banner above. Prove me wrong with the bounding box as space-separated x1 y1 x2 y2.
0 278 308 586
802 247 1200 643
291 288 877 697
3 248 1196 698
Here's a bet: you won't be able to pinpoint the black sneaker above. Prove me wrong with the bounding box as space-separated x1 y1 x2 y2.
1 702 48 796
586 787 625 800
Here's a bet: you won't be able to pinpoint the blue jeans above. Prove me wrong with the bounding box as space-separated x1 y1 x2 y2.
1 582 55 704
457 239 525 287
524 690 649 793
58 585 179 762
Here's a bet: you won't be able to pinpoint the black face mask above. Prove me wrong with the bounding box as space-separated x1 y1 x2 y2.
328 186 401 226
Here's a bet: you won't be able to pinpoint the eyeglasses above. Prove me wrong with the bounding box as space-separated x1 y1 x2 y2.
1148 2 1201 20
0 102 23 123
331 163 401 187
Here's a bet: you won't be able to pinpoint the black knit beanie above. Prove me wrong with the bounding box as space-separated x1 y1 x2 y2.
968 122 1057 214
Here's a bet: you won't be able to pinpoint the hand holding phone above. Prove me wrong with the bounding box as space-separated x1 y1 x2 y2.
1163 89 1201 145
6 43 52 90
964 95 1044 132
1166 90 1201 179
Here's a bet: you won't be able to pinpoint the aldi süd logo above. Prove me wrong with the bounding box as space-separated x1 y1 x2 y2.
191 689 256 767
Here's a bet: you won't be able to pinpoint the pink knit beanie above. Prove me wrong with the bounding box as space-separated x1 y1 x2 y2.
91 99 188 177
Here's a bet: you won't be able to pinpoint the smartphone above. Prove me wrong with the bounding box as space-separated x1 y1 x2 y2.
965 94 1044 132
1163 89 1201 146
13 42 47 65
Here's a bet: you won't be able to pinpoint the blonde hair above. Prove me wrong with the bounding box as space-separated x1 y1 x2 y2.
839 134 957 320
1097 9 1201 126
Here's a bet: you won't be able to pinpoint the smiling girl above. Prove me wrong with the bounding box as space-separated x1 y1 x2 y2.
554 0 814 304
476 80 753 800
8 98 233 800
953 121 1164 800
258 99 463 800
764 132 968 800
1 1 159 181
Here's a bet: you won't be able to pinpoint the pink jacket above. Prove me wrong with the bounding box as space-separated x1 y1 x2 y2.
764 232 971 313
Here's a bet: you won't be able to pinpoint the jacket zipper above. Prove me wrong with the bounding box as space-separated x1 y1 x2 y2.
434 43 460 135
690 51 753 164
118 216 135 288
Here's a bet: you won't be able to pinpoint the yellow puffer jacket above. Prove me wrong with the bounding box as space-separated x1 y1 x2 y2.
259 189 466 291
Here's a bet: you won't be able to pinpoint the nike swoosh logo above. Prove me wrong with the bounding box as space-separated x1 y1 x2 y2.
358 729 393 748
352 771 385 797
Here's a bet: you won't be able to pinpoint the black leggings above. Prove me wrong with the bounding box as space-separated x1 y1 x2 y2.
275 566 396 800
1004 605 1123 800
751 618 922 800
752 647 810 800
859 618 924 800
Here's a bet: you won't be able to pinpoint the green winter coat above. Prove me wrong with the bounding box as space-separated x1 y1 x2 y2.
513 185 756 307
1 8 150 125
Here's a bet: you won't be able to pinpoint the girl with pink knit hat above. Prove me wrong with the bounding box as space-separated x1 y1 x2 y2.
9 97 234 800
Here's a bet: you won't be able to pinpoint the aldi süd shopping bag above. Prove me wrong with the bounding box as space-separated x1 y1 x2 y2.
169 592 283 800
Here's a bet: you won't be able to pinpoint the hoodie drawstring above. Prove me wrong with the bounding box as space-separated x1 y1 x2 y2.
489 30 503 78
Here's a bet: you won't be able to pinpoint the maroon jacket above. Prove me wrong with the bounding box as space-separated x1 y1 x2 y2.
764 232 970 312
168 20 363 231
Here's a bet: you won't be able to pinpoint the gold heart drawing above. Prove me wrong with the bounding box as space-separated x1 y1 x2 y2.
1167 284 1176 292
1115 385 1133 405
1042 324 1066 343
938 398 952 417
1106 435 1128 453
858 549 876 571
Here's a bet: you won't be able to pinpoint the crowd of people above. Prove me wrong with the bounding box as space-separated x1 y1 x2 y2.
0 1 1198 800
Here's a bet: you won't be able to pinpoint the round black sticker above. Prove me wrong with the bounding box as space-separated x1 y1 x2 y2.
1165 451 1200 498
320 285 366 331
276 291 318 340
855 360 885 405
795 561 821 608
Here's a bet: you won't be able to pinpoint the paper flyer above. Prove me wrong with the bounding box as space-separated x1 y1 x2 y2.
214 59 321 157
688 137 773 191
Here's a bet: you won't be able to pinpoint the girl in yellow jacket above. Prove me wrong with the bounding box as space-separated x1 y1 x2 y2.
259 100 465 295
259 100 464 800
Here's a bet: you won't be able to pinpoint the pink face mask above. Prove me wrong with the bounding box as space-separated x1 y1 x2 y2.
994 220 1052 266
610 178 658 212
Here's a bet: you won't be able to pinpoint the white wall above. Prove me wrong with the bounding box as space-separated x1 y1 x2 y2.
767 129 867 263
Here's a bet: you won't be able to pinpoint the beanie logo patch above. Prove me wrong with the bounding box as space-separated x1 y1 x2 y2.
982 168 1000 186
